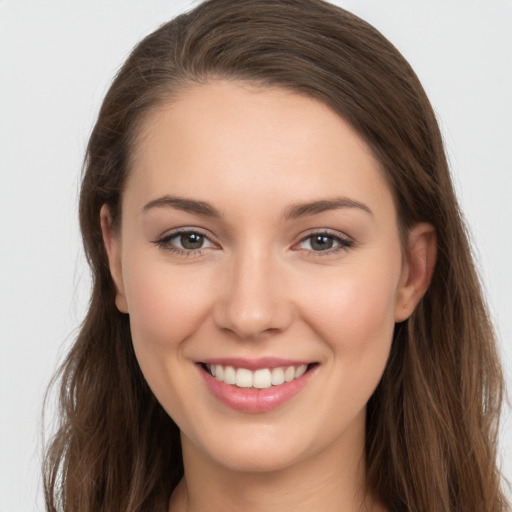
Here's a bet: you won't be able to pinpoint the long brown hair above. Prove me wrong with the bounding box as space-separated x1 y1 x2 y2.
43 1 509 510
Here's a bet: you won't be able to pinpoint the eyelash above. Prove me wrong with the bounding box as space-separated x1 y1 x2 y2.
295 230 354 256
153 228 354 258
153 229 216 258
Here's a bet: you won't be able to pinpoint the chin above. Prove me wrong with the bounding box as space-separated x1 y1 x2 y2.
211 443 307 474
182 421 316 474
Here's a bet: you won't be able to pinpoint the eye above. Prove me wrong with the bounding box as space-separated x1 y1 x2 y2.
296 231 353 254
155 229 216 254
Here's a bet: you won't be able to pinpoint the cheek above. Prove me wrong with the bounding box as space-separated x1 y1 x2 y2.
122 256 216 426
296 264 399 430
123 255 212 361
299 256 400 363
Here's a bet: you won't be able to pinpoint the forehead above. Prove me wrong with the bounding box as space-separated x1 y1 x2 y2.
126 80 394 220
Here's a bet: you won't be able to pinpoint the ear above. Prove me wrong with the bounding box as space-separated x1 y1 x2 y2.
395 222 437 322
100 204 128 313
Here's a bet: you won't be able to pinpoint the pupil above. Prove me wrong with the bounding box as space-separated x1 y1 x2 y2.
181 233 204 250
311 235 333 251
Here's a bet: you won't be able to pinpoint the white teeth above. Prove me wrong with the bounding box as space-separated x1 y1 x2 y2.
206 363 310 389
295 364 307 378
284 366 295 382
215 364 224 382
253 369 272 389
224 365 236 385
271 367 285 385
235 368 253 388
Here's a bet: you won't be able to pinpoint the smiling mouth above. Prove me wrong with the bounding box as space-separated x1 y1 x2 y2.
201 363 317 389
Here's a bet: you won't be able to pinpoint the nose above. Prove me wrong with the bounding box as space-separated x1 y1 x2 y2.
213 247 293 340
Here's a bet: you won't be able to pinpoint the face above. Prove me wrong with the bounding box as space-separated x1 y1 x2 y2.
102 80 433 474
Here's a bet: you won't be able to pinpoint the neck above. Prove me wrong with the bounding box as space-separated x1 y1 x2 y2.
169 414 385 512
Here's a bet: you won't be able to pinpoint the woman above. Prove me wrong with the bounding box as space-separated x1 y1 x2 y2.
43 0 509 510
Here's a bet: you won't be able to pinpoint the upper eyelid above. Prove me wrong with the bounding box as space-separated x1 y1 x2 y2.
157 226 214 241
297 228 352 243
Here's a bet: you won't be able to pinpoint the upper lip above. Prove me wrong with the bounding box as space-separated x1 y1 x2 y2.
199 357 314 371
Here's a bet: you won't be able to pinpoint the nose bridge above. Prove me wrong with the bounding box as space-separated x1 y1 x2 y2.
213 241 291 339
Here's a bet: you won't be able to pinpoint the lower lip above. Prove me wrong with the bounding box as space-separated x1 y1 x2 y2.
199 365 316 413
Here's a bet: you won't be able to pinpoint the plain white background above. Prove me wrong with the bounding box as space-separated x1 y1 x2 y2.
1 1 511 510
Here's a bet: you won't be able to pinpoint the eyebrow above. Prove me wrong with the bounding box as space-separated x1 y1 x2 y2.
282 197 373 219
142 195 373 219
142 195 222 218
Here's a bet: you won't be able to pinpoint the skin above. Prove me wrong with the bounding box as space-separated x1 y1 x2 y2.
101 80 436 512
